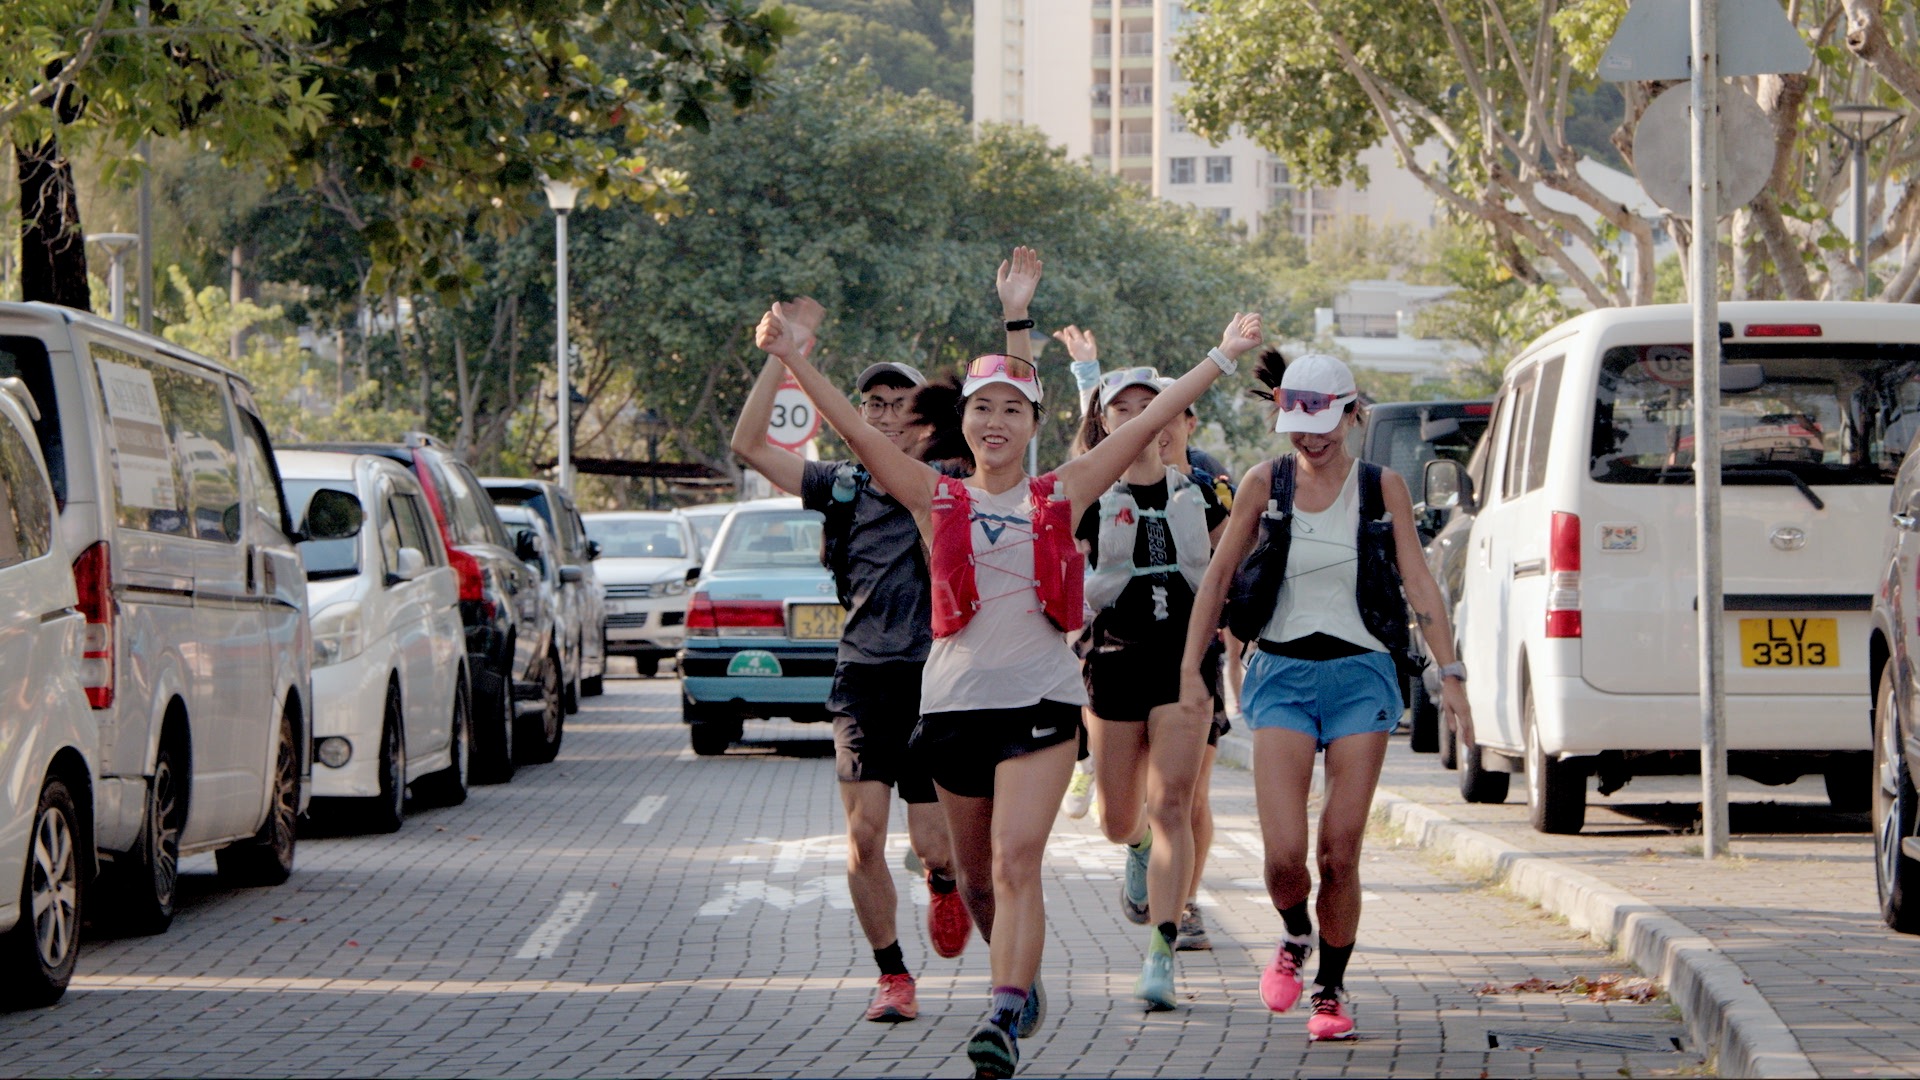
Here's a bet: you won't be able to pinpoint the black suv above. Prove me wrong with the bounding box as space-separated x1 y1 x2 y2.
481 477 608 705
294 436 559 779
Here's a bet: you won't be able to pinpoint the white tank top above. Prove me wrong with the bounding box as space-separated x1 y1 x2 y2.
920 480 1089 714
1260 460 1386 652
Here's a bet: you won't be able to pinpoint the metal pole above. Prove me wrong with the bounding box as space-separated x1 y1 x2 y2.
555 208 572 495
108 253 126 323
1854 134 1870 300
136 0 152 334
1691 0 1729 859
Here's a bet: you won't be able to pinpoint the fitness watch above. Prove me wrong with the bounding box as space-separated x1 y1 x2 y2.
1438 662 1468 683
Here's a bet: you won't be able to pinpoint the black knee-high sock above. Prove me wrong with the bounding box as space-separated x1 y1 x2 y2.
874 941 909 977
1280 902 1312 938
1315 941 1354 990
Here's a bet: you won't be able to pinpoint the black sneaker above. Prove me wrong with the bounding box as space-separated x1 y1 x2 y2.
968 1022 1019 1079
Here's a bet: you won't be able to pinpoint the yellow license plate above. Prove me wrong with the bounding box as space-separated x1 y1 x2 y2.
789 603 845 641
1739 617 1839 668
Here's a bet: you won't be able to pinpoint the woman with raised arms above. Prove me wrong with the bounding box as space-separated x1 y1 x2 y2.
755 247 1261 1078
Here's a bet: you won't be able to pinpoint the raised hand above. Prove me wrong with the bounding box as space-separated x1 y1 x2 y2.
777 296 825 338
996 246 1043 318
754 308 793 359
1052 325 1098 364
1219 312 1264 361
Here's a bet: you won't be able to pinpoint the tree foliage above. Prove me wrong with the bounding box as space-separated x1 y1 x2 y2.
773 0 971 108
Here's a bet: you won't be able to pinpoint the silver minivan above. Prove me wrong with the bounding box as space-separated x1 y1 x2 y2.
0 303 360 933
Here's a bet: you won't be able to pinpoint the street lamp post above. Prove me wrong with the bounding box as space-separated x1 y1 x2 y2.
544 179 580 494
1828 104 1904 301
86 233 140 323
635 408 667 510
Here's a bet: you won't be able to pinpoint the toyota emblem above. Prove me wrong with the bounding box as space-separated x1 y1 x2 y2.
1770 526 1807 551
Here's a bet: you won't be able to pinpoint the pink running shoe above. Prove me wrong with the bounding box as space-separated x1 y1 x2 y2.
1260 933 1314 1013
927 873 972 959
864 973 918 1023
1306 987 1355 1040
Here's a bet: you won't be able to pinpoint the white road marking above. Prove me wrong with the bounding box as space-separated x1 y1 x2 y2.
622 795 667 824
696 877 852 917
514 890 596 960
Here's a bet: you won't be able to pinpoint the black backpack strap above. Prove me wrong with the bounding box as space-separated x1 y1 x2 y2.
1271 455 1296 513
1358 461 1385 521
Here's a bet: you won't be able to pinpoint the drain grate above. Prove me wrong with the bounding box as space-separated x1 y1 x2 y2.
1487 1030 1682 1053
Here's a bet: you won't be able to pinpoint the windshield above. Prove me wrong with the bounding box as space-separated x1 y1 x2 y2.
588 517 687 559
711 510 825 571
1591 343 1920 485
284 478 359 578
685 510 726 557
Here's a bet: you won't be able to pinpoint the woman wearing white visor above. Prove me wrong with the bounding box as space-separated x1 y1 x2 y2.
756 247 1263 1078
1177 351 1474 1042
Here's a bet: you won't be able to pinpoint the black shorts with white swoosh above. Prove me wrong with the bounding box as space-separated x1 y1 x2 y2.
909 701 1083 799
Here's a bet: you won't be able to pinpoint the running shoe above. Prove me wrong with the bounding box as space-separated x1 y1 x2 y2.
863 973 918 1023
1121 831 1151 925
1062 760 1095 820
928 872 972 959
1175 900 1211 951
1016 976 1045 1037
1306 986 1355 1041
967 1021 1019 1079
1134 933 1176 1011
1260 933 1315 1013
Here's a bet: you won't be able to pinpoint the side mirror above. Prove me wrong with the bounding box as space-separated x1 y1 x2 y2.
514 529 541 563
685 566 701 583
303 488 364 541
389 547 426 585
559 565 584 585
1423 459 1475 514
586 538 602 561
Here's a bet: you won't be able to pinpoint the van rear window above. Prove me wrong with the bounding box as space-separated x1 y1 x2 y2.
0 336 65 504
1591 343 1920 486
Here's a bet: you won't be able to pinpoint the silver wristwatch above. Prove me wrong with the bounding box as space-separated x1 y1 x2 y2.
1438 661 1468 683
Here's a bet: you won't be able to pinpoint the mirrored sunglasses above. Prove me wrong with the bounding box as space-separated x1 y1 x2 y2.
965 354 1038 382
1270 387 1347 416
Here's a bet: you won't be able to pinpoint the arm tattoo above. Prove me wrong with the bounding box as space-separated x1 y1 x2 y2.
1415 611 1435 629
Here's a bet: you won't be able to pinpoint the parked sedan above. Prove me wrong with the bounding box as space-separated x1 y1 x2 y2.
677 499 838 756
679 501 736 562
480 477 607 704
277 451 470 833
0 376 93 1008
494 504 569 764
583 511 700 677
1870 419 1920 932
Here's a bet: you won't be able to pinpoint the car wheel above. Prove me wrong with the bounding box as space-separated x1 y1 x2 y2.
517 651 565 765
0 776 82 1009
1524 689 1586 834
1874 662 1920 932
634 653 660 678
472 671 517 784
1408 675 1439 753
358 691 406 834
690 721 740 757
106 741 184 935
1826 754 1872 814
1458 740 1510 804
413 677 471 808
217 709 299 887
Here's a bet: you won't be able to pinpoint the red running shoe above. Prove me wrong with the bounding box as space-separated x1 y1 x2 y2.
928 872 972 959
865 973 918 1022
1260 933 1314 1013
1306 986 1355 1040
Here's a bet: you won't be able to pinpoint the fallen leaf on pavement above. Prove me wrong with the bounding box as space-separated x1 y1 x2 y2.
270 916 307 924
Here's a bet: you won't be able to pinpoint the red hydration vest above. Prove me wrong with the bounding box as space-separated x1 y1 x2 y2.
929 471 1084 638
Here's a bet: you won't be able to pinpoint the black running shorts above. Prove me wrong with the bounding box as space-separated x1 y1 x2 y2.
828 660 936 804
909 700 1082 799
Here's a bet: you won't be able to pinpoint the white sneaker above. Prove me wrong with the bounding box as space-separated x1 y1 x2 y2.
1063 758 1095 820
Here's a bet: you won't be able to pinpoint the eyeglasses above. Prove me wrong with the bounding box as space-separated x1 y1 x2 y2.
860 398 909 416
1267 387 1350 416
965 354 1038 382
1097 366 1160 391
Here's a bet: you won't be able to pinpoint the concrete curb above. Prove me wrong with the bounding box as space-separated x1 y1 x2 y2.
1215 732 1815 1078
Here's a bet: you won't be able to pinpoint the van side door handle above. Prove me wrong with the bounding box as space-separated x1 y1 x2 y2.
1896 514 1919 532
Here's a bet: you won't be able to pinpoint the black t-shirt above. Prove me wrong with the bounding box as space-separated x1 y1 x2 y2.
801 460 932 664
1075 476 1227 650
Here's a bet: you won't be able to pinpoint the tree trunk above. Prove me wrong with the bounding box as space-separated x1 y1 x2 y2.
15 133 91 310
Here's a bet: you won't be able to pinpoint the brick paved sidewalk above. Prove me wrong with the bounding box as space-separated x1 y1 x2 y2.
1360 736 1920 1078
0 682 1695 1078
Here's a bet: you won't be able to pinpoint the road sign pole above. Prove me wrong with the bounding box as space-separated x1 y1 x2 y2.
1692 0 1730 860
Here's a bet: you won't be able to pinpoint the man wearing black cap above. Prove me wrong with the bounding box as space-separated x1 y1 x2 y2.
729 309 970 1025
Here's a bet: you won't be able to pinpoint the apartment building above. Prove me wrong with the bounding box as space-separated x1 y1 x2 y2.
972 0 1437 239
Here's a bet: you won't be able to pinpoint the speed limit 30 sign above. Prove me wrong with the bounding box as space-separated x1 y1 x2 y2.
767 378 822 450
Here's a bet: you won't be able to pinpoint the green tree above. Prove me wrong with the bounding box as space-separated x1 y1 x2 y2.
775 1 971 108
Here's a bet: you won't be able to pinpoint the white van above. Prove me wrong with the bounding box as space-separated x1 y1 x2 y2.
1426 301 1920 833
0 303 361 933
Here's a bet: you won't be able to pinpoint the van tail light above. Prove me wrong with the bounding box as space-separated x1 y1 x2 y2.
685 596 784 637
1546 511 1582 639
72 541 115 708
1743 323 1822 338
447 547 495 619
